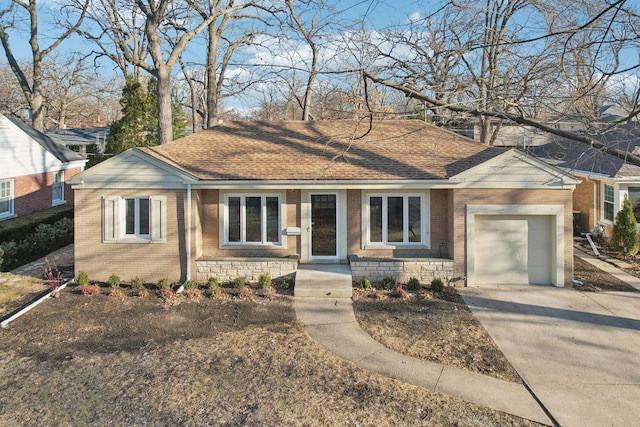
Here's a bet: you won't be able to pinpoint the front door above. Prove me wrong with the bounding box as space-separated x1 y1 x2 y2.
310 194 337 259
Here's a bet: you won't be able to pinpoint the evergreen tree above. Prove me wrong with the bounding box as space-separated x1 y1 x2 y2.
611 195 639 256
106 76 158 155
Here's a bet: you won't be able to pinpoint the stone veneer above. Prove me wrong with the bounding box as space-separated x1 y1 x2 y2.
349 255 455 285
196 256 299 284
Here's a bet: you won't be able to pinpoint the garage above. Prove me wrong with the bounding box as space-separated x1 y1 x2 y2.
473 214 554 285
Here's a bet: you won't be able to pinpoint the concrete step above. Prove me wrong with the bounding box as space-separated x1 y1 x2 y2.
294 264 353 298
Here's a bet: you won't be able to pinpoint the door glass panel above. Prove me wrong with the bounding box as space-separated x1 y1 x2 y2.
370 196 383 242
311 194 336 256
387 196 404 243
245 197 262 242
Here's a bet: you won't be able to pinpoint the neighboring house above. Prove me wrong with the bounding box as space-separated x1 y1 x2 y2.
0 113 87 221
71 120 578 287
46 127 109 156
528 123 640 238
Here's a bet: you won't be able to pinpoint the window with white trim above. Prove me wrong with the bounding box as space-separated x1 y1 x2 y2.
225 194 281 245
52 171 64 204
604 184 614 222
367 194 424 245
102 196 166 243
0 179 13 218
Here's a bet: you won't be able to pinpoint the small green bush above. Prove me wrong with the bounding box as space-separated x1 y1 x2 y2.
281 275 294 289
360 277 372 289
234 276 246 289
612 195 639 256
430 278 444 293
76 271 89 286
130 276 144 290
108 273 121 288
407 277 421 291
183 279 196 290
157 277 172 290
206 276 219 289
380 277 395 290
258 273 272 289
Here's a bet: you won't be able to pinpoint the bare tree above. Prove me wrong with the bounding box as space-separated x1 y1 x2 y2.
0 0 88 131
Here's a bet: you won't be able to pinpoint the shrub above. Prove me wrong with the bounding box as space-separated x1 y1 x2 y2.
109 288 123 298
81 284 100 296
206 277 219 290
281 275 294 289
184 288 202 300
406 277 421 291
130 276 144 290
211 287 225 300
108 273 121 288
0 246 3 267
157 277 171 290
360 277 372 289
76 271 90 286
258 273 272 289
430 278 444 292
380 277 395 290
137 288 149 298
160 288 175 300
611 195 639 256
183 279 196 290
234 276 246 289
395 285 410 300
238 285 255 301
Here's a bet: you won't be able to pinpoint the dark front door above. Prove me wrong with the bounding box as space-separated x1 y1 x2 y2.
311 194 337 257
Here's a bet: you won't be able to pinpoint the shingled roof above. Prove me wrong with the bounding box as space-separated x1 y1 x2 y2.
527 122 640 178
140 120 504 181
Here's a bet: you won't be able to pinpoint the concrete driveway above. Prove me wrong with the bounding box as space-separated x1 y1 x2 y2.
460 285 640 427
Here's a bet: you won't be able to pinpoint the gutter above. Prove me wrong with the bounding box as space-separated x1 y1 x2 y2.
1 279 73 328
177 182 192 293
186 178 463 190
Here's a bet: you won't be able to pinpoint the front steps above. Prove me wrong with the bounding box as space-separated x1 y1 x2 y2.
294 264 353 298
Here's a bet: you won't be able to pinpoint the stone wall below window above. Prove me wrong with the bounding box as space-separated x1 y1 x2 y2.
196 256 299 284
349 255 455 285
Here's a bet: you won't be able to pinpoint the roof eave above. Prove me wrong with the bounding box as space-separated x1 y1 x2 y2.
187 178 464 190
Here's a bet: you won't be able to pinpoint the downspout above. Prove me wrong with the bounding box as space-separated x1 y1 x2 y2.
177 182 192 293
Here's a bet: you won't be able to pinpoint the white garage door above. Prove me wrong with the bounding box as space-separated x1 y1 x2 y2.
474 215 553 285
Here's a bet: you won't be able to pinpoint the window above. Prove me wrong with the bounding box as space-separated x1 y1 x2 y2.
124 197 150 238
102 196 165 243
0 179 13 218
604 184 615 222
52 171 64 204
225 195 280 245
367 194 423 245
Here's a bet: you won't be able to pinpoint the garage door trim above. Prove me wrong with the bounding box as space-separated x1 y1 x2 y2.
466 204 565 287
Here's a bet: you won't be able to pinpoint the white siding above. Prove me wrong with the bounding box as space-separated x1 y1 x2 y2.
0 115 64 179
454 150 577 189
73 150 194 189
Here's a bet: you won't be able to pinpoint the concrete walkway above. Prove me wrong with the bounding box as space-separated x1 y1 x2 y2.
293 266 552 425
575 245 640 291
460 285 640 427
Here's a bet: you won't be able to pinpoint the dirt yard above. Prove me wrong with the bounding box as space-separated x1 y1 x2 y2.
1 287 542 426
0 245 636 425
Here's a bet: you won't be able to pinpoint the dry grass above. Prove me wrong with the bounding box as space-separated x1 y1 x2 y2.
0 288 541 426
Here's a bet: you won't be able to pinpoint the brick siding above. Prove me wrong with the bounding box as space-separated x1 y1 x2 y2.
11 167 82 217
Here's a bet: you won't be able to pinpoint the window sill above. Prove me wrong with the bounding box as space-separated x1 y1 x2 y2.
222 243 284 250
52 199 66 207
0 213 16 222
363 243 428 250
115 237 152 244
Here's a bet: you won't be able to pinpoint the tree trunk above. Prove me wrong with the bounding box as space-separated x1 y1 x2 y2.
206 21 218 128
156 66 173 144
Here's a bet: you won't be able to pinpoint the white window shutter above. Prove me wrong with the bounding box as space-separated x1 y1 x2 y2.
102 196 119 242
150 196 166 242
